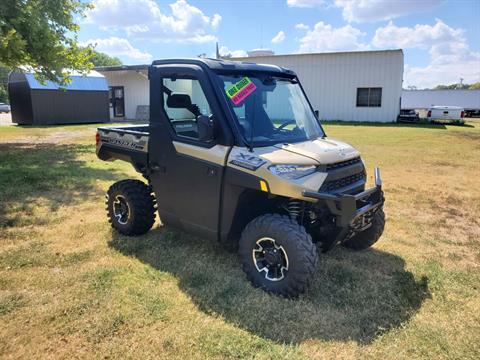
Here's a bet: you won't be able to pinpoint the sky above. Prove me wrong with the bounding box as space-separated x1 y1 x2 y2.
79 0 480 89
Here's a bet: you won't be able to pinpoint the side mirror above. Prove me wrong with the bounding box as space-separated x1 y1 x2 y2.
197 115 214 142
167 92 192 108
314 110 319 119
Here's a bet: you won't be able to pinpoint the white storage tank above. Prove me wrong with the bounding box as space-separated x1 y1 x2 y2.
247 49 275 57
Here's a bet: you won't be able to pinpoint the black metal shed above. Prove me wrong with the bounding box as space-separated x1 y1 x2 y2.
8 70 109 125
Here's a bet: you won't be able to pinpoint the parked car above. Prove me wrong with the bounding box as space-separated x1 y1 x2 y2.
0 103 10 113
397 109 420 123
427 105 465 124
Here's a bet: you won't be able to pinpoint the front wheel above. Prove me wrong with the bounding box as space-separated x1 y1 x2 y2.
343 208 385 250
239 214 318 297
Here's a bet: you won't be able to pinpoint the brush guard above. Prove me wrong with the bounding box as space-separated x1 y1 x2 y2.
302 167 384 249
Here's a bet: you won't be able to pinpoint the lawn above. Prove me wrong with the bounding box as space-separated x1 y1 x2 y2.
0 122 479 359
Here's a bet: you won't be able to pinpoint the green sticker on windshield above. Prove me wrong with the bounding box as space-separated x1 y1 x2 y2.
226 77 256 105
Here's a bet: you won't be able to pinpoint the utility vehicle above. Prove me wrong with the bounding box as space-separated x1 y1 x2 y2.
397 109 419 123
96 58 385 297
427 105 465 124
0 103 10 113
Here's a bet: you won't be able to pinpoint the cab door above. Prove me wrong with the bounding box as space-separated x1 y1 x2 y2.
148 65 231 239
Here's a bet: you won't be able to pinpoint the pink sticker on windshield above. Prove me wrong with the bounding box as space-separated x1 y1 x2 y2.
226 77 256 105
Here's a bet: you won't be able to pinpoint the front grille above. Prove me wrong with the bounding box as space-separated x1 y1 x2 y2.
320 171 366 192
325 157 361 171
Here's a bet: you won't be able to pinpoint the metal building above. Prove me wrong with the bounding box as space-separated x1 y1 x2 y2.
96 49 404 123
96 65 149 121
8 70 109 125
233 50 404 123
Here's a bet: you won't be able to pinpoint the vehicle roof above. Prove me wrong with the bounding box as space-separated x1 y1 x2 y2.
151 58 297 76
430 105 464 110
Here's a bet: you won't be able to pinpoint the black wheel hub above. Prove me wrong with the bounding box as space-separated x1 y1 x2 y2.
252 237 289 281
264 249 282 266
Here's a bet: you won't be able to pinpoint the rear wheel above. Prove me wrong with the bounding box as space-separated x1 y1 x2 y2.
343 208 385 250
239 214 318 297
106 179 156 236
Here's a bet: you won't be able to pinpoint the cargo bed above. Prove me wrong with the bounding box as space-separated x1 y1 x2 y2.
96 124 150 172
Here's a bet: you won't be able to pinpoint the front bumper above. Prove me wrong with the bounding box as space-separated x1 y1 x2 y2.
302 167 384 228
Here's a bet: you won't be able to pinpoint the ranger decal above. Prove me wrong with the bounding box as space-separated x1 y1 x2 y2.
101 135 147 152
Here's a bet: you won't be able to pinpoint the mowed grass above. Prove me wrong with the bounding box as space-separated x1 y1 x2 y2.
0 122 479 359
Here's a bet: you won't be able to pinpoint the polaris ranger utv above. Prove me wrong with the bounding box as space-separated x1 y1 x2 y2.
96 58 385 297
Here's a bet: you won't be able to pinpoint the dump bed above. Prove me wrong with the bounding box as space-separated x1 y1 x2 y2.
96 124 150 173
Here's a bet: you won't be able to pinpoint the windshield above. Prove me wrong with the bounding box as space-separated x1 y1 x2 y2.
219 74 324 146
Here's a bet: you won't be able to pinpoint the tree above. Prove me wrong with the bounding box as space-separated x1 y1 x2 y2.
0 65 9 103
0 84 7 103
434 83 470 90
469 82 480 90
0 0 94 84
89 50 122 67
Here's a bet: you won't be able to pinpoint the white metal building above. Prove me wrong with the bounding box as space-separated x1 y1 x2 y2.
233 50 404 122
97 49 404 123
98 65 149 120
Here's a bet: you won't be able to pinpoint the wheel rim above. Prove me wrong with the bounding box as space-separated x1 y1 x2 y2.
113 195 130 225
252 237 289 281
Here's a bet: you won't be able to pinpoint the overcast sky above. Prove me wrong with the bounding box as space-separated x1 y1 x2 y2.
79 0 480 89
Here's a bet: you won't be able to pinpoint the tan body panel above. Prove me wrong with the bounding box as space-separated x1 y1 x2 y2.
275 137 360 164
172 141 230 166
227 146 325 201
99 125 361 202
226 136 359 202
175 136 361 202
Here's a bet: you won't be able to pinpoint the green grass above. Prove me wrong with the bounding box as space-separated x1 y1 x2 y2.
0 122 479 359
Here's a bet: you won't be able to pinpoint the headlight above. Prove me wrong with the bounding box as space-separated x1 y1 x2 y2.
268 165 317 180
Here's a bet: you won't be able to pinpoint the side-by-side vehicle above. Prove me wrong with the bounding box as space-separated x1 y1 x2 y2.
96 58 385 297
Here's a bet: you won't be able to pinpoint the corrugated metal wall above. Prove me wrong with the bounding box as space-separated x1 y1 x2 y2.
30 91 109 124
234 50 404 122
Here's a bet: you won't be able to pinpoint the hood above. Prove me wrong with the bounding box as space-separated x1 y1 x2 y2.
273 137 360 165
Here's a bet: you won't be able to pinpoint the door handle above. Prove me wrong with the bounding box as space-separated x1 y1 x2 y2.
151 164 166 172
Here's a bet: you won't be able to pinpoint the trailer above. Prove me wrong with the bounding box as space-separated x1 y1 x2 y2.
402 89 480 117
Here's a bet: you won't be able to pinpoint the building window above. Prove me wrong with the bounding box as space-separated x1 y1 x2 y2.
356 88 382 107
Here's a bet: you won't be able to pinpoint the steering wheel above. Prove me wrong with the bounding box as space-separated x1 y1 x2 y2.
275 119 297 132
